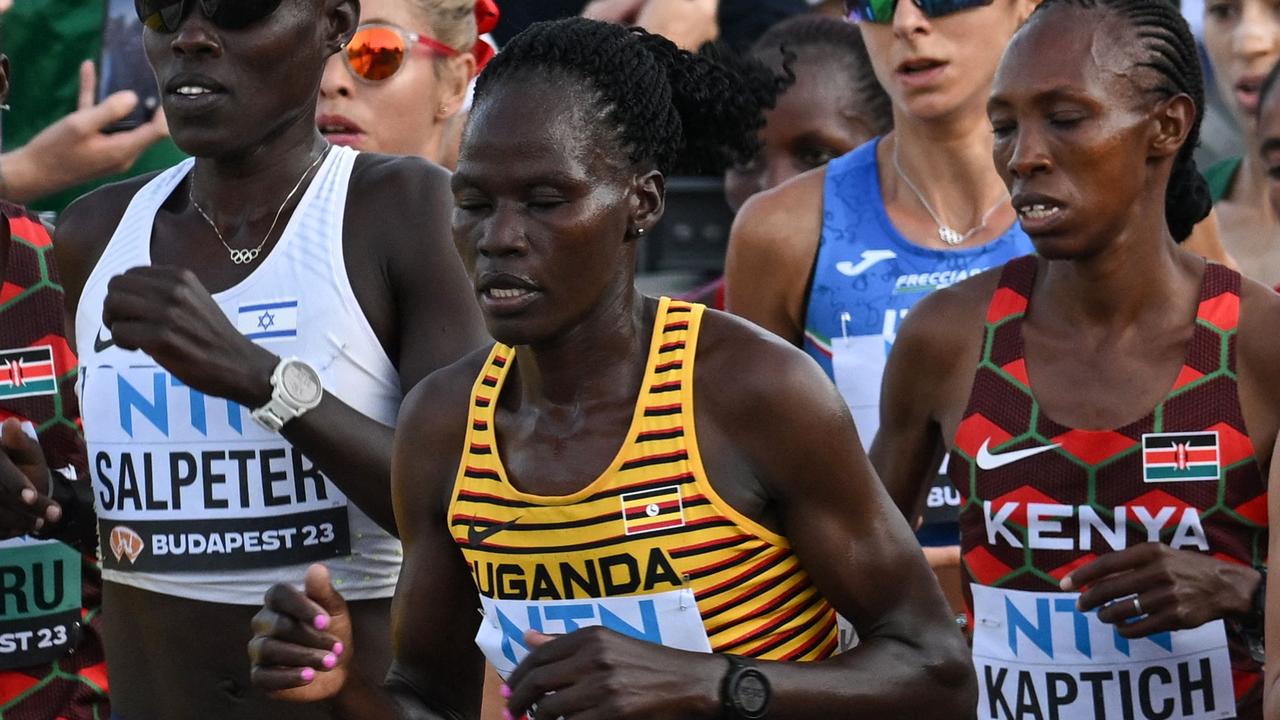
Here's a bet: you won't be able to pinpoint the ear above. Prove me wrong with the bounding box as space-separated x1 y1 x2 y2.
1149 93 1195 161
324 0 360 57
1015 0 1043 25
435 53 478 122
627 169 665 242
0 54 10 109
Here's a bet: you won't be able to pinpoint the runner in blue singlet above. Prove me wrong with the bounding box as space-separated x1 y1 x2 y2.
727 0 1042 614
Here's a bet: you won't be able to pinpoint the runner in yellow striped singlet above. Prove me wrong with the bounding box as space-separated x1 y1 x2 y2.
250 18 973 720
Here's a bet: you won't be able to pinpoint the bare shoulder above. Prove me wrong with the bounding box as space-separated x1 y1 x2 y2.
350 152 451 192
730 166 825 264
694 307 846 425
345 153 454 256
891 263 1002 371
394 345 496 512
55 172 163 302
1236 275 1280 393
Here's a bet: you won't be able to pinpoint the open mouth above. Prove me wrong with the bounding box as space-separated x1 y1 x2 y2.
1236 75 1265 113
898 58 947 75
486 287 533 300
317 114 366 143
165 74 226 100
1017 204 1063 221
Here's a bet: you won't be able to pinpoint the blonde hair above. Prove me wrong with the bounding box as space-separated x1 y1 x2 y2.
413 0 478 55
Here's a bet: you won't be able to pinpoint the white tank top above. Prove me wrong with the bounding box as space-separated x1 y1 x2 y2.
75 146 402 604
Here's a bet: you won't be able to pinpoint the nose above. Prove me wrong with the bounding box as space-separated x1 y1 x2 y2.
1005 123 1052 180
320 53 354 100
475 204 530 258
893 0 930 39
1235 3 1280 63
169 12 222 58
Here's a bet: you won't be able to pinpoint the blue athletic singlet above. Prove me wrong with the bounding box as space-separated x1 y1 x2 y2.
803 138 1034 542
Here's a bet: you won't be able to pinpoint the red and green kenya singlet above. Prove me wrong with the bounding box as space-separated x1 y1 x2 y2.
0 202 109 719
448 298 840 678
950 256 1265 720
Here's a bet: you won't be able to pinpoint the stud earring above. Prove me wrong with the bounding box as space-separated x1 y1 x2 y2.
636 228 646 236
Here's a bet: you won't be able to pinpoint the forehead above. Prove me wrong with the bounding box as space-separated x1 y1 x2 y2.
460 76 620 181
992 8 1138 104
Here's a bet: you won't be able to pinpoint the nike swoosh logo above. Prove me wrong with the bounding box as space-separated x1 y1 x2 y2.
94 327 115 353
467 515 523 546
836 250 897 277
976 439 1061 470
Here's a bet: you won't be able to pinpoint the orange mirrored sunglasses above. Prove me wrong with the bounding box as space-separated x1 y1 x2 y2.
344 23 463 83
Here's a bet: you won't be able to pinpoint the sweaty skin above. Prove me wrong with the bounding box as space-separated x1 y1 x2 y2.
876 8 1280 714
49 1 487 717
248 72 975 720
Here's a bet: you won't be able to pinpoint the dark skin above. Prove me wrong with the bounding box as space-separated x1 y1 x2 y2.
874 8 1280 657
247 76 975 719
1259 83 1280 219
19 1 487 718
723 52 878 214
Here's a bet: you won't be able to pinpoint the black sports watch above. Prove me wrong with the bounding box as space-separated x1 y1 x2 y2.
721 655 771 719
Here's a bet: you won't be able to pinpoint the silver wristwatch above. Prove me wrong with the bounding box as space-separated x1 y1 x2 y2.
251 358 324 432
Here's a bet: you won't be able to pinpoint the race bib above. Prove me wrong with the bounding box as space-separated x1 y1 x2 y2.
831 334 886 450
0 537 82 669
972 585 1234 720
476 588 711 679
81 365 351 572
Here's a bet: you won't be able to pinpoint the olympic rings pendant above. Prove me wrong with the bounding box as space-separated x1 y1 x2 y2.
938 225 965 246
228 247 261 265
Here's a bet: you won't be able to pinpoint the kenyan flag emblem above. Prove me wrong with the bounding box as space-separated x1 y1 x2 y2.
0 345 57 399
1142 431 1220 482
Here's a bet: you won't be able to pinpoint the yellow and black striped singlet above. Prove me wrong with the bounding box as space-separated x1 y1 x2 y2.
448 298 838 675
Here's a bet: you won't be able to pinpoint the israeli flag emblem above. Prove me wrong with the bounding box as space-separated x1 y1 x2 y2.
238 299 299 342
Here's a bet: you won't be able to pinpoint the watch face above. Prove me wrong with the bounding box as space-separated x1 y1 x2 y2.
282 363 323 405
734 671 770 716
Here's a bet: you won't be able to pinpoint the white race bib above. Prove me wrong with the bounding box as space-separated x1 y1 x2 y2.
972 585 1235 720
831 334 887 450
476 588 711 679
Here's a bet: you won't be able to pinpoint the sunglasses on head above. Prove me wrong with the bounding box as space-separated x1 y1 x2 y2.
134 0 284 33
344 23 465 83
844 0 995 23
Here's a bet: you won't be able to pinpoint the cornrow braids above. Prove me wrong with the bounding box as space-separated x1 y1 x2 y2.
751 15 892 137
473 17 774 176
1028 0 1209 242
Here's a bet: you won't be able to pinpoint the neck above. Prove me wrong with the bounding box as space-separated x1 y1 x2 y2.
886 108 1011 229
188 111 329 223
1040 205 1193 327
1232 153 1279 223
514 283 651 409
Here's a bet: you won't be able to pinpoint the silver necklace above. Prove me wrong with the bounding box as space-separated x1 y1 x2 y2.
189 146 330 265
892 142 1010 247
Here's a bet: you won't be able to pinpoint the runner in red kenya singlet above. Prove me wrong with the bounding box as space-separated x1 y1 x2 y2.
872 3 1280 719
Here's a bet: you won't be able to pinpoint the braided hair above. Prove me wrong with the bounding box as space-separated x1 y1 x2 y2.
472 17 774 177
751 16 892 137
1027 0 1209 243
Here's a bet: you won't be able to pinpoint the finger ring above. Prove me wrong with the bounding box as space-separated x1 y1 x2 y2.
1133 596 1144 616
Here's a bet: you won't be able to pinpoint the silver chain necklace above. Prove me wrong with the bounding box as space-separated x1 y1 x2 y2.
892 142 1010 247
189 146 330 265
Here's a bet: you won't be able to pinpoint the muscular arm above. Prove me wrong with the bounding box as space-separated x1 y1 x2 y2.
328 360 488 720
1266 436 1280 720
723 168 823 345
869 275 993 520
275 158 488 535
691 316 976 718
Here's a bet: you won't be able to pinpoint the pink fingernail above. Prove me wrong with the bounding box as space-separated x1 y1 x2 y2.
331 642 344 656
500 684 512 698
301 667 316 682
313 614 329 630
20 488 35 505
322 653 337 669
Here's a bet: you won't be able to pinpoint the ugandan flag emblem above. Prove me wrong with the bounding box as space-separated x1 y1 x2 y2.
0 345 57 400
1141 432 1220 483
621 485 685 536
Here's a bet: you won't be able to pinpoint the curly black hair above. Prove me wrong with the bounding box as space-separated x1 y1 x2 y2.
751 15 892 137
1028 0 1208 243
472 17 776 177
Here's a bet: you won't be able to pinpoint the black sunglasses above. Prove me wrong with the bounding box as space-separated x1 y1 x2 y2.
134 0 285 33
844 0 996 23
